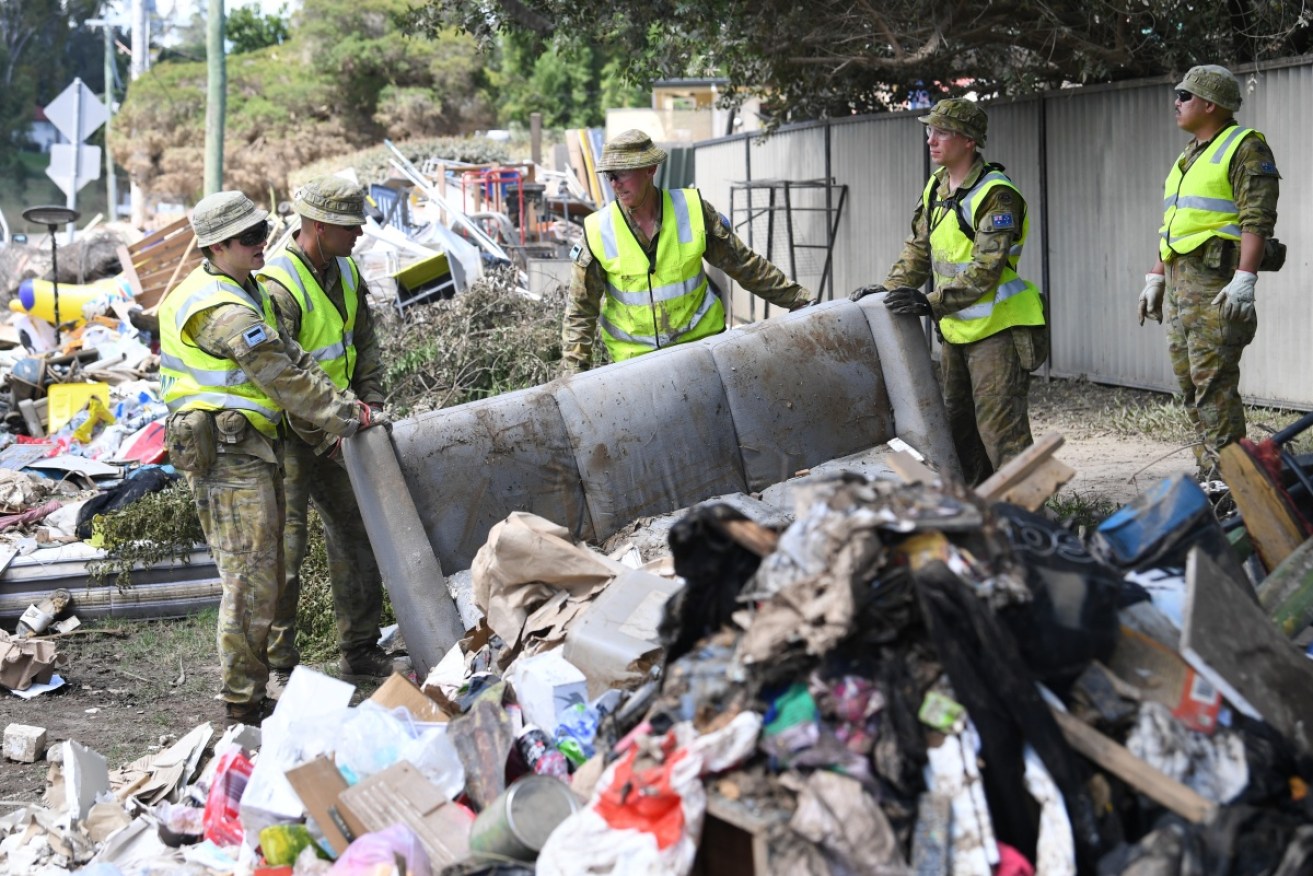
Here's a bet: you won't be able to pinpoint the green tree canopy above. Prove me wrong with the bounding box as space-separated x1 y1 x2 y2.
112 0 497 200
492 32 644 129
228 3 290 54
0 0 105 181
411 0 1313 121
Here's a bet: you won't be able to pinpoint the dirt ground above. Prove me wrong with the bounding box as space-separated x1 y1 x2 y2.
0 377 1207 807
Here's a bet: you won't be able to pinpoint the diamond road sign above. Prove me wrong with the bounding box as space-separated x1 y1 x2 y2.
43 79 108 143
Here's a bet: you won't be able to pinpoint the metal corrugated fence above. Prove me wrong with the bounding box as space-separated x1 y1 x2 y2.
693 58 1313 408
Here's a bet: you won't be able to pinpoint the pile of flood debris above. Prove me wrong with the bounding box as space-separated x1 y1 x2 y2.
5 437 1313 875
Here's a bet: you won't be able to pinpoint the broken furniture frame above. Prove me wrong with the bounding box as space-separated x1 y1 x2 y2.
728 178 848 318
116 216 201 312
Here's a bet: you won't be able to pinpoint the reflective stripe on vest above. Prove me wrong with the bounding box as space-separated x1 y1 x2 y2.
923 170 1044 345
1158 126 1256 260
583 187 725 362
158 266 283 437
257 252 360 390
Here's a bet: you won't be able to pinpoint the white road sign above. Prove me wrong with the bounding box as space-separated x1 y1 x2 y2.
43 79 109 144
46 144 103 197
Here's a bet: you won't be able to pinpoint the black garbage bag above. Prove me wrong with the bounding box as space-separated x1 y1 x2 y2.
662 503 767 666
993 502 1123 689
916 560 1106 870
75 466 180 539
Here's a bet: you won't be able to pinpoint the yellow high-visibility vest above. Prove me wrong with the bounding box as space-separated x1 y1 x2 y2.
258 252 360 390
924 169 1044 344
1159 125 1257 260
583 187 724 361
159 266 283 438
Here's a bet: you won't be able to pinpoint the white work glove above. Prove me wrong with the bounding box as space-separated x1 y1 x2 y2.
1137 273 1164 325
1212 271 1257 322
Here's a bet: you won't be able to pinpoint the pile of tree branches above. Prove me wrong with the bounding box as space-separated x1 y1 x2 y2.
379 266 570 416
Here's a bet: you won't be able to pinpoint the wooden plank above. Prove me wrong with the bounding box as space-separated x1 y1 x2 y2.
565 133 589 205
1218 441 1308 571
138 250 201 286
131 231 195 265
116 244 146 300
1183 546 1313 758
976 432 1074 508
888 449 938 485
1049 706 1216 824
147 235 199 310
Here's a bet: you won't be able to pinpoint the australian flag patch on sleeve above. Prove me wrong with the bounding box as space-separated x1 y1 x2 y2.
991 212 1015 230
242 325 270 348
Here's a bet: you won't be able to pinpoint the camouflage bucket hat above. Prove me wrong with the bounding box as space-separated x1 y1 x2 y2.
1175 65 1242 111
294 176 367 226
596 129 668 172
918 98 988 146
191 191 269 248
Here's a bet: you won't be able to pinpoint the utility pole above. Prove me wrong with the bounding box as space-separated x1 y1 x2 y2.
86 18 121 221
204 0 226 195
130 0 149 227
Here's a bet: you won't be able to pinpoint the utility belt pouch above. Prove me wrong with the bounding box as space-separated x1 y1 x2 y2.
1013 324 1049 372
166 410 217 474
214 409 249 445
1259 238 1286 272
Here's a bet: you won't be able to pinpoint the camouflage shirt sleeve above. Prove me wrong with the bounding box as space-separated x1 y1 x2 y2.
188 301 360 438
1230 133 1280 239
883 194 932 291
701 199 812 308
561 243 603 373
930 186 1025 318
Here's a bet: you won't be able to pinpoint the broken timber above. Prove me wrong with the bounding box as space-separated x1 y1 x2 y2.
1218 441 1309 571
1049 706 1216 824
1182 546 1313 760
976 432 1074 510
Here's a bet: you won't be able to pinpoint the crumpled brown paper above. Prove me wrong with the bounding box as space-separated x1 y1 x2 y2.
471 512 626 660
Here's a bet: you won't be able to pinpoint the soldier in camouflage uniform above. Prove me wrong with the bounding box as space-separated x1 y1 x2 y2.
257 177 394 686
1138 65 1281 473
854 99 1047 485
160 192 383 726
561 130 812 373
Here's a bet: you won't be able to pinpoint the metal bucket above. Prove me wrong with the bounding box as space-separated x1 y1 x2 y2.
468 775 580 861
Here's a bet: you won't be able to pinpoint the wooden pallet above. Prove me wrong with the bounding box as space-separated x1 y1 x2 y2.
116 215 200 312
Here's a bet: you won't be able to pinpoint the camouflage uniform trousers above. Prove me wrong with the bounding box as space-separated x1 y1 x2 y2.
184 451 286 707
268 436 383 669
941 328 1034 487
1165 254 1257 468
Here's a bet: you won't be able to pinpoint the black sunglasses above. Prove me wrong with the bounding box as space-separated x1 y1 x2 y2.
231 220 270 247
1174 90 1195 103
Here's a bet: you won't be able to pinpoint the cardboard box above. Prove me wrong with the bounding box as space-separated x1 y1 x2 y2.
339 760 473 866
284 756 365 855
506 649 588 732
370 672 448 723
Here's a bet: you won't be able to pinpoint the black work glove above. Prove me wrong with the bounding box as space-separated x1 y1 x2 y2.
849 284 885 302
883 286 932 316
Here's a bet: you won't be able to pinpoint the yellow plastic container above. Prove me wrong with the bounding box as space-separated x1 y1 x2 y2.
47 382 110 434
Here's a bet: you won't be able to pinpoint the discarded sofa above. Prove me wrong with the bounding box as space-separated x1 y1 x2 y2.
346 297 957 671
